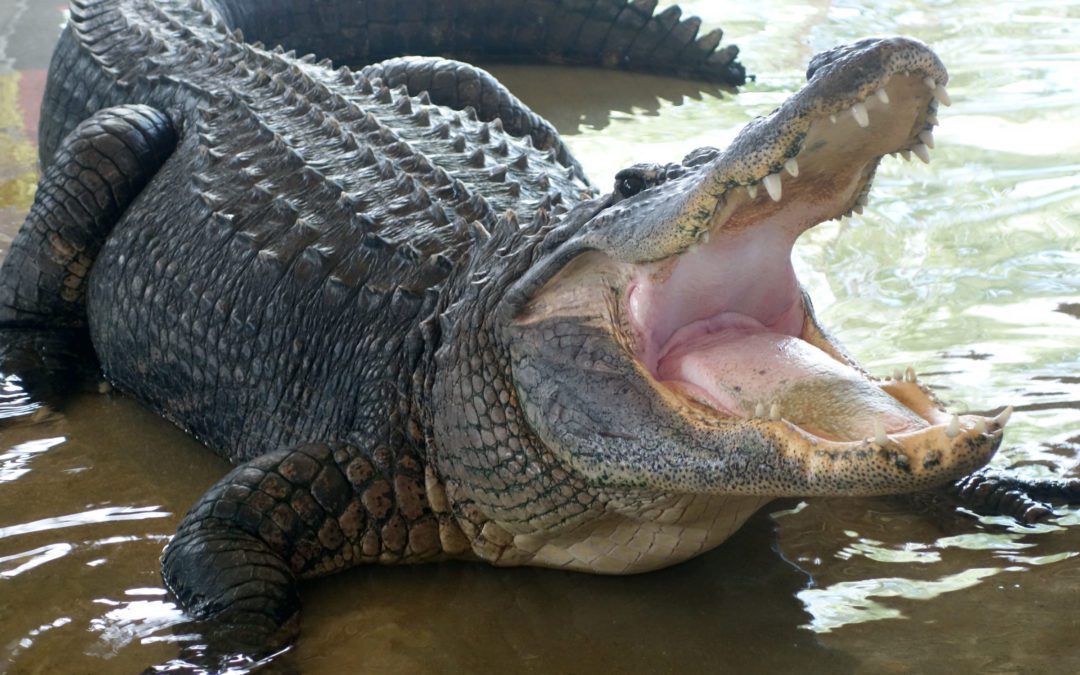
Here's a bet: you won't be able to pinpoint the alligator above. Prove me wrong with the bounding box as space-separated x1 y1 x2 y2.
1 0 1078 664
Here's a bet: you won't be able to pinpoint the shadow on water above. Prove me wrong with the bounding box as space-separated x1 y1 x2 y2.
487 65 736 135
293 508 855 674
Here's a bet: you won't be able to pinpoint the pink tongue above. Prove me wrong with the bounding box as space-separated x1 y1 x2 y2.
657 328 926 441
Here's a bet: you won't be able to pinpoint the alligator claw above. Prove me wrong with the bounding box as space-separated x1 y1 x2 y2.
948 470 1080 524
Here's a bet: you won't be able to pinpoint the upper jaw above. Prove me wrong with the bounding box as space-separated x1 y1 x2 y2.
708 35 949 207
623 42 952 406
500 38 950 323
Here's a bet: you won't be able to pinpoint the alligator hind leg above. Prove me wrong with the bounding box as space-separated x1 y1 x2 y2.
162 440 445 660
360 57 587 182
0 105 176 421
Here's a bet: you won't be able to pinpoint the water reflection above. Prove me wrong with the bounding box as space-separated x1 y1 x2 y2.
0 375 42 422
1 616 72 669
798 567 1004 633
0 542 71 578
489 65 735 136
87 590 188 657
0 505 170 539
0 435 62 481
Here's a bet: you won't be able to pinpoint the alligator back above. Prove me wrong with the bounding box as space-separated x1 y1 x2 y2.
48 0 592 460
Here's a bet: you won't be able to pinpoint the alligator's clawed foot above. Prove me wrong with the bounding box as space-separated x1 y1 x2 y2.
949 469 1080 524
161 525 301 663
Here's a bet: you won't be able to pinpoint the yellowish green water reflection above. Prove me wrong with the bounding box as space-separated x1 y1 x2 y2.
1 0 1078 672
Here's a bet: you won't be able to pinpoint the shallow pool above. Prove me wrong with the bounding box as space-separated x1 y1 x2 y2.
1 1 1078 672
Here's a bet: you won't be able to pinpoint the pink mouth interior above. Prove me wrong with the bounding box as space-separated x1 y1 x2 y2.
627 214 926 442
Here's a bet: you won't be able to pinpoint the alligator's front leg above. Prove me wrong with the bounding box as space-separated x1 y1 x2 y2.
162 440 448 658
949 470 1080 523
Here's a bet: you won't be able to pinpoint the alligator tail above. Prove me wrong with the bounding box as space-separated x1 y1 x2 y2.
204 0 745 85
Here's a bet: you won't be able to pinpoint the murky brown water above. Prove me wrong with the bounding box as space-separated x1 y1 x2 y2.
2 0 1078 672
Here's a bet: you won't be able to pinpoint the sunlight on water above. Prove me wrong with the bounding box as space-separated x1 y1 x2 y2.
0 505 170 539
0 375 44 421
0 542 72 578
798 566 1004 633
87 589 189 657
935 532 1036 551
0 436 63 482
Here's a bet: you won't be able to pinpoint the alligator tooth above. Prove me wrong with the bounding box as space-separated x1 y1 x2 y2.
918 130 935 149
852 202 864 215
851 102 870 128
754 402 766 418
974 418 988 434
904 366 917 383
769 403 782 421
995 405 1014 427
912 143 931 164
829 114 838 124
900 150 912 161
927 113 939 125
700 230 711 244
856 194 869 206
874 420 889 445
763 173 782 201
921 77 953 107
946 415 961 439
893 369 904 380
875 88 890 104
784 158 799 177
746 184 758 199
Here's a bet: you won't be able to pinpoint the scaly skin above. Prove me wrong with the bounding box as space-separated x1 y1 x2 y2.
0 0 750 659
0 0 1074 665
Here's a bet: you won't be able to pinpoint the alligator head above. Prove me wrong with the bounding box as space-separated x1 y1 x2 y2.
433 37 1008 573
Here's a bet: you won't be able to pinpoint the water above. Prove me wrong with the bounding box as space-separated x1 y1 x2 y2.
1 0 1078 672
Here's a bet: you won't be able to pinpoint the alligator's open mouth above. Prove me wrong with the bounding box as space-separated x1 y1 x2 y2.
626 66 1006 453
507 38 1005 497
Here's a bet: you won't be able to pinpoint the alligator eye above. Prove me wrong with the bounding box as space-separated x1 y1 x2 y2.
617 174 647 198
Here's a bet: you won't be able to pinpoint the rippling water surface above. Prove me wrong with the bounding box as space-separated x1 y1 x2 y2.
1 0 1078 672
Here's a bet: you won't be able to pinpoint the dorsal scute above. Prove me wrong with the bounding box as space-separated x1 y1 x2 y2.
77 0 592 302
